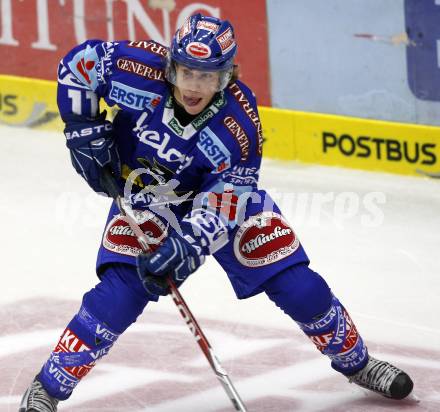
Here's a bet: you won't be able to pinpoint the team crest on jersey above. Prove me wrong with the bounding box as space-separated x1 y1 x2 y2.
136 157 174 186
103 210 167 256
135 157 192 197
234 212 299 267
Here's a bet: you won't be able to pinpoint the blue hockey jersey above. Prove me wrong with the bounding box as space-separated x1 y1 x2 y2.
57 39 309 299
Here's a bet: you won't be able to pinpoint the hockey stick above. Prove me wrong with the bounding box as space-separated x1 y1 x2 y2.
100 168 247 411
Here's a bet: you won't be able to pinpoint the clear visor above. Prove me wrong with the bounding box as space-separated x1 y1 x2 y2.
167 62 232 93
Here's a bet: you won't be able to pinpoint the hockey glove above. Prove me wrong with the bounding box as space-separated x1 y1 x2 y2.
64 111 121 195
136 230 205 296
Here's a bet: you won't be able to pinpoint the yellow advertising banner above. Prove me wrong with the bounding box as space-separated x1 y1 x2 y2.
295 111 440 177
0 75 62 130
0 75 117 130
259 107 296 161
259 107 440 178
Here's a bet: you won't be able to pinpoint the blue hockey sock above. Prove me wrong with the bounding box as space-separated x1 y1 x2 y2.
263 263 332 323
296 295 369 375
38 305 120 400
83 263 157 334
38 263 153 400
263 263 368 375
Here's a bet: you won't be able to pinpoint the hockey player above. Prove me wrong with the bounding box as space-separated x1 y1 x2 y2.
20 14 413 411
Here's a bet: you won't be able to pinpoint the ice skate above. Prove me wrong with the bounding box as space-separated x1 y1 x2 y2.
19 377 58 412
348 356 413 400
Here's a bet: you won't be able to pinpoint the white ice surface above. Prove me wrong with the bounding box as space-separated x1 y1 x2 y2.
1 124 439 411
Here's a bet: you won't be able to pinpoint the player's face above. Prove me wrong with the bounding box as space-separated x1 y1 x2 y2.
173 64 220 115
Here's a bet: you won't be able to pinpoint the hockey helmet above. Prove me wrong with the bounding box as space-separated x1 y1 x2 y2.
166 14 237 91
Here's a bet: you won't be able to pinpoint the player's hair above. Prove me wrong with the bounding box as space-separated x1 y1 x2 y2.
230 64 240 84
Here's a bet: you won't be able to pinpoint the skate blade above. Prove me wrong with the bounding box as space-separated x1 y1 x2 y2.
358 388 421 403
406 393 421 403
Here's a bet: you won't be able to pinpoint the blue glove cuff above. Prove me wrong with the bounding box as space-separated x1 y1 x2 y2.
64 112 114 149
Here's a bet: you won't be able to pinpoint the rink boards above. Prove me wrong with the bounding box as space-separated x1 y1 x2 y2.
2 75 440 178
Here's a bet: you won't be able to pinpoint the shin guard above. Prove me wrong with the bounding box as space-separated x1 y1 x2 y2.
38 304 120 400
